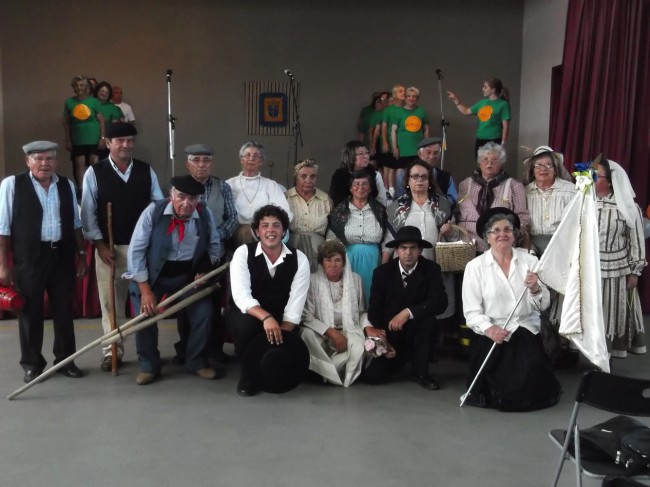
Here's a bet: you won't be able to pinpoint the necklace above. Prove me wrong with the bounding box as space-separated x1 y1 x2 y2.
240 174 261 208
327 279 343 303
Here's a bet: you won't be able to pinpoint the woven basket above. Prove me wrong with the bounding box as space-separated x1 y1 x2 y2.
435 225 476 273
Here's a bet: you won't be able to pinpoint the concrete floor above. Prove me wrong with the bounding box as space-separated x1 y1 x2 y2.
0 317 648 487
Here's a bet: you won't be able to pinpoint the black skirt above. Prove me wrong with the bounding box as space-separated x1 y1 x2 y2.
466 327 562 412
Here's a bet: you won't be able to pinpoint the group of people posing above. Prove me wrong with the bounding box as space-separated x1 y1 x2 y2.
0 75 645 411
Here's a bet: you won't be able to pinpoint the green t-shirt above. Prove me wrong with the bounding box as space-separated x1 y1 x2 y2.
393 106 429 157
357 105 374 134
381 104 403 150
97 101 124 125
64 96 101 146
470 98 511 140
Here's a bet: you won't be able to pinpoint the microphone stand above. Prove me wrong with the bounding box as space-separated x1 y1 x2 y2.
287 71 302 184
166 69 176 178
435 69 450 170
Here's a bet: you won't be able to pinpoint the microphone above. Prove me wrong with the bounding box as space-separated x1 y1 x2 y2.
435 69 442 75
284 69 294 79
166 69 173 80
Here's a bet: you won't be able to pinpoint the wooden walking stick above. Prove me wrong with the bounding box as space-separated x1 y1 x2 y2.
107 202 118 376
7 262 229 400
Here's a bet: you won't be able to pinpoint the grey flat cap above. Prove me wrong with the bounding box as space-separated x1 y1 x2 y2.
23 141 58 154
185 144 214 156
417 137 443 150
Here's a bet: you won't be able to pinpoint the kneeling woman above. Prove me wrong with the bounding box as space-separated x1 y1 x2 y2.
462 207 561 411
300 240 366 386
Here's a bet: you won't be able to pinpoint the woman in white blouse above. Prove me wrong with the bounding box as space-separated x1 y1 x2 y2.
300 240 366 386
523 146 576 254
226 141 293 245
285 159 333 272
462 207 561 411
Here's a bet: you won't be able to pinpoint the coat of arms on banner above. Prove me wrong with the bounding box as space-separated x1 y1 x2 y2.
259 93 287 127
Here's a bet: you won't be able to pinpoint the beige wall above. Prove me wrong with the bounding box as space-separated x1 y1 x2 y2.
518 0 569 174
0 0 528 190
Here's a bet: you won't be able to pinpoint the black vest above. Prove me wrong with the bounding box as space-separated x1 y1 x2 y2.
94 159 152 245
246 242 298 320
434 168 452 196
11 172 75 269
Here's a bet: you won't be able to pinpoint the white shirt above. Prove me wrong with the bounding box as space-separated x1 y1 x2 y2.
462 247 549 336
0 173 82 240
226 172 293 224
115 101 135 123
230 242 310 325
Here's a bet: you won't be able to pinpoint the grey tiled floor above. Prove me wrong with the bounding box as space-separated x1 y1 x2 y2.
0 317 648 487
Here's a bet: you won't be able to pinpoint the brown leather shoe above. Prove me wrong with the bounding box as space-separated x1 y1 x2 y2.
194 368 218 380
135 372 158 385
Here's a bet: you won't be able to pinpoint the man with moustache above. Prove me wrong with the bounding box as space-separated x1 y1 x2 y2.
126 175 222 385
0 141 88 383
81 122 163 372
173 144 238 366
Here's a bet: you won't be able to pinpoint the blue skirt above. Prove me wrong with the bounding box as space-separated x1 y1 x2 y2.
346 243 380 307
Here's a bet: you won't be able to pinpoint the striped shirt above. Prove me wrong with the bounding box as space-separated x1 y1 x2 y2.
525 179 577 236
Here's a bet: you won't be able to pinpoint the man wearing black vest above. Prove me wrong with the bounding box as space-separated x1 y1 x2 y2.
81 122 163 372
417 137 458 204
126 175 221 385
172 144 238 366
363 226 447 390
227 205 310 396
0 141 89 383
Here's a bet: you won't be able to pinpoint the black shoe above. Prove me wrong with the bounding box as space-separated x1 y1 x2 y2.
100 355 122 372
237 379 256 397
410 373 441 391
23 369 41 384
56 362 84 378
171 355 186 366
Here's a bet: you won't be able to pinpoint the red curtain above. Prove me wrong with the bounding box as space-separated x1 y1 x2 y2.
550 0 650 311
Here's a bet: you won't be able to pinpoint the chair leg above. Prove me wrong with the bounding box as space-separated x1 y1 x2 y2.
551 402 581 487
574 423 582 487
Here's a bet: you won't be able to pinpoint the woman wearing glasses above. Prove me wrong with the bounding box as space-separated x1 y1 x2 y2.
523 146 576 255
329 140 387 208
462 207 561 411
226 141 293 245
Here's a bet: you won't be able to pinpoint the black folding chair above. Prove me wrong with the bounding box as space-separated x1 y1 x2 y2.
550 371 650 487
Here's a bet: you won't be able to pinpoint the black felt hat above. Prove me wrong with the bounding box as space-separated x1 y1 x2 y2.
241 330 310 394
105 122 137 138
170 175 205 195
385 225 433 249
475 207 520 239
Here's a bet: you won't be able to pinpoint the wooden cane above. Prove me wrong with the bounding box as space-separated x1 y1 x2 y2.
107 203 118 376
7 262 229 400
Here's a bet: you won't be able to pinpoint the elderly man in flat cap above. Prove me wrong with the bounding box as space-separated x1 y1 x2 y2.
126 175 222 385
417 137 458 204
0 141 89 383
81 122 163 372
173 144 238 366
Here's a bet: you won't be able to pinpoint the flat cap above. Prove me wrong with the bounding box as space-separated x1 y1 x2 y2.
23 141 58 154
417 137 443 150
185 144 214 156
105 122 138 139
170 175 205 195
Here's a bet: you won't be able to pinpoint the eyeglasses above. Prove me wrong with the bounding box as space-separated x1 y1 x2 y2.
351 182 370 188
242 154 261 161
487 227 514 236
534 163 555 170
189 157 212 165
409 174 429 181
355 151 370 157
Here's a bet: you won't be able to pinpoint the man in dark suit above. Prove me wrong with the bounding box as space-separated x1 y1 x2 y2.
363 226 447 390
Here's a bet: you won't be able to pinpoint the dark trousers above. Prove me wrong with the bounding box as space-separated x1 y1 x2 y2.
175 286 225 359
131 273 213 374
14 246 76 372
362 316 435 384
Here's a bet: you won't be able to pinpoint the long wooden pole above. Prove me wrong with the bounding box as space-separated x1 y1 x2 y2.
107 202 118 375
7 262 229 400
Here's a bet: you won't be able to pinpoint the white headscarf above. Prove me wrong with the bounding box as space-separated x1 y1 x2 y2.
607 159 638 229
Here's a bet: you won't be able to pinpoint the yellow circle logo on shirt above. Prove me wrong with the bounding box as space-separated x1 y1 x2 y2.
404 115 422 132
72 103 92 121
477 105 494 122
